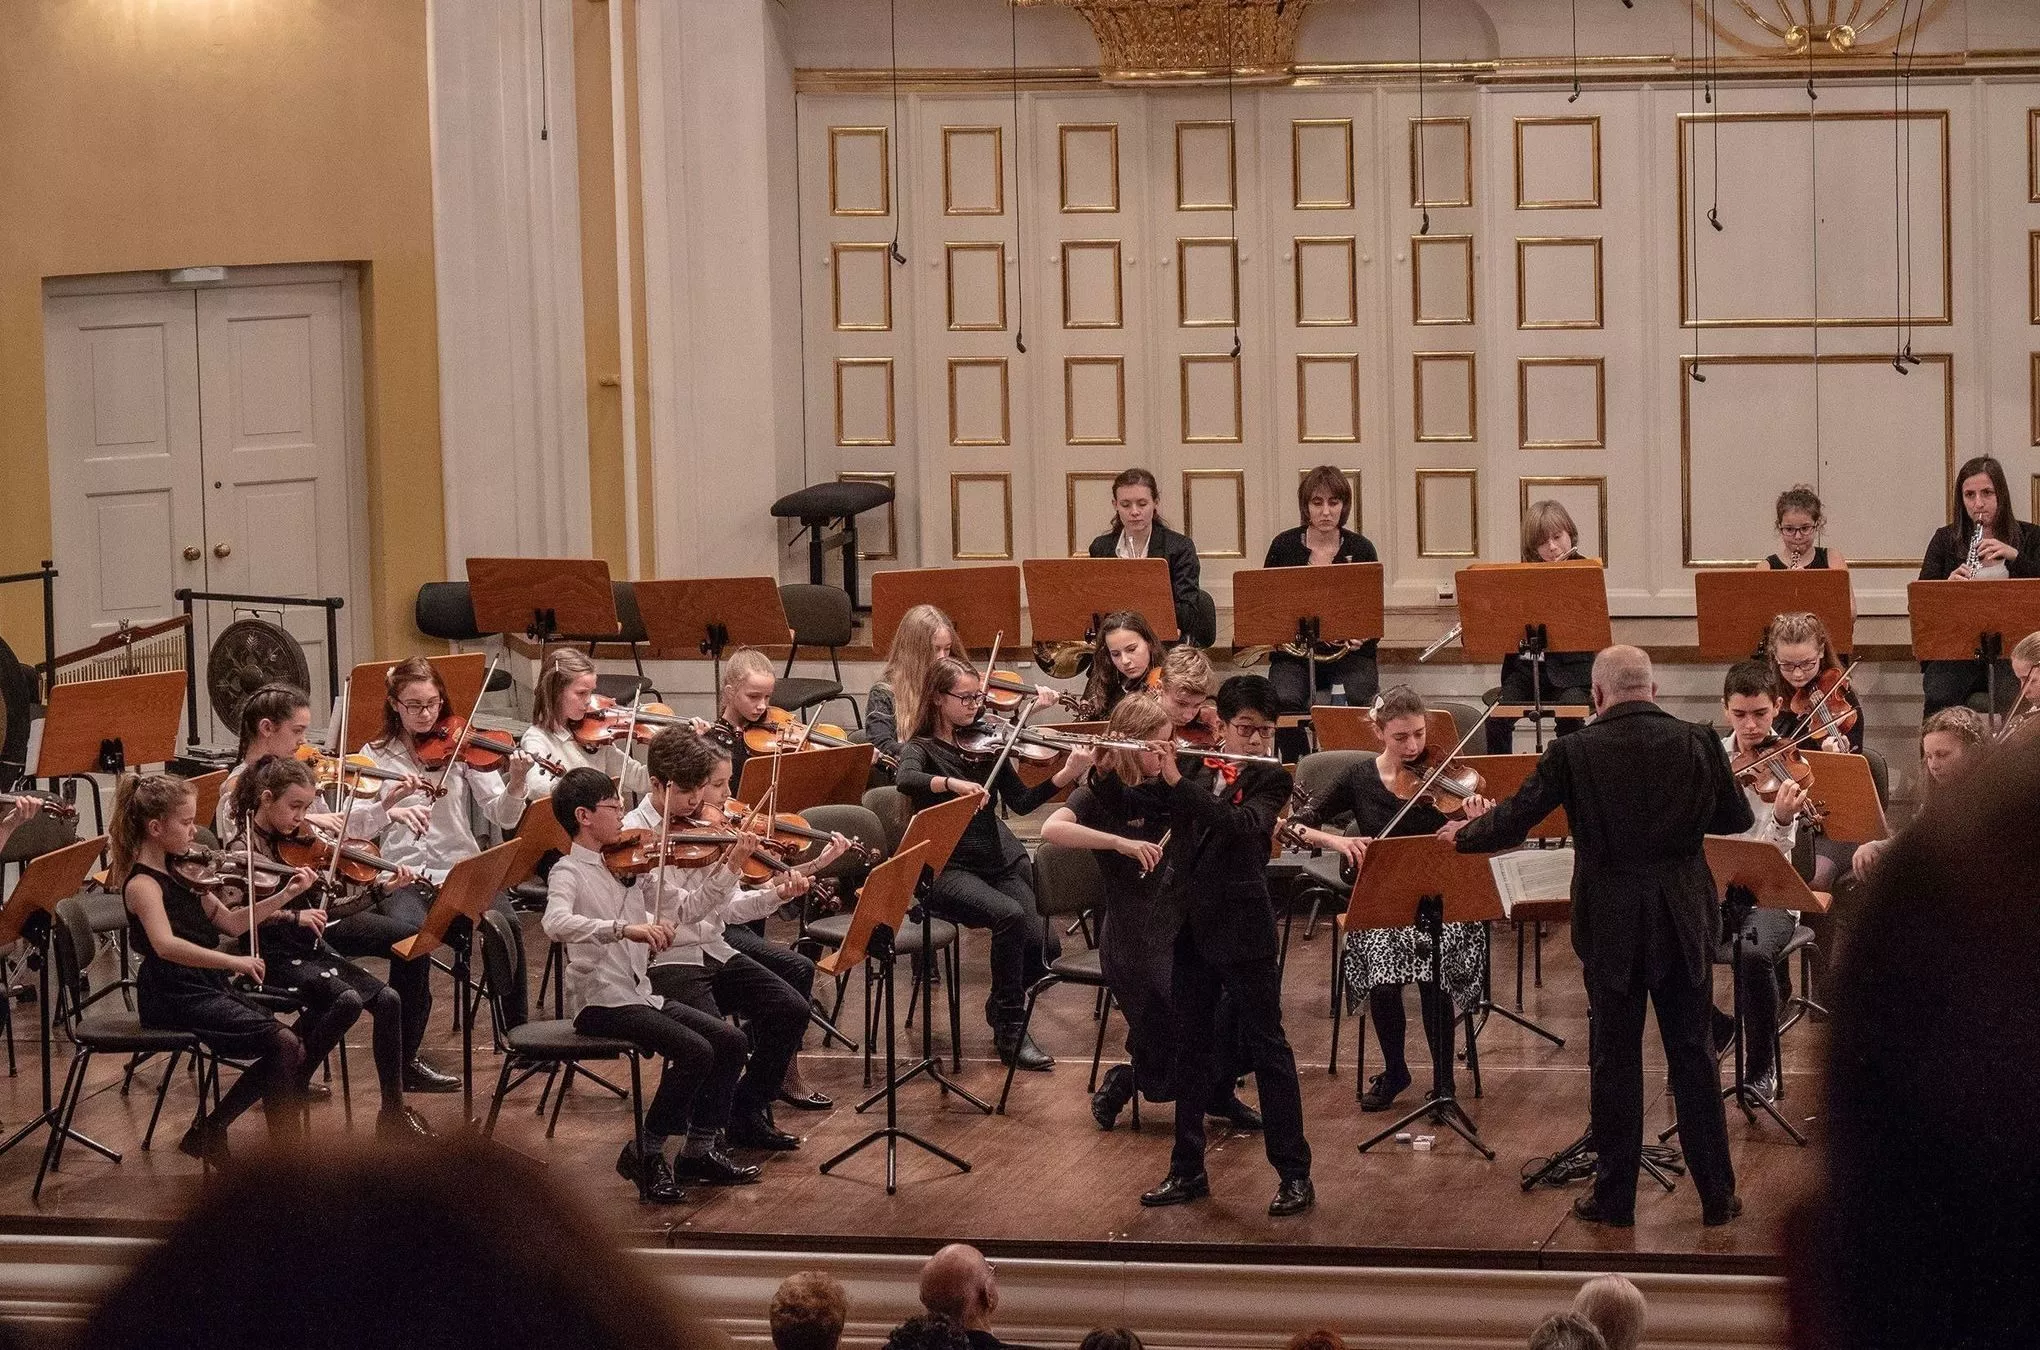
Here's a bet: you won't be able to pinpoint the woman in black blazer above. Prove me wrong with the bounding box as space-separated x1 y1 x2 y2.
1261 465 1380 712
1087 467 1217 648
1918 455 2040 716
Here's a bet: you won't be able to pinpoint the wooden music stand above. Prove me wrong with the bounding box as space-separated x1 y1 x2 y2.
1345 835 1503 1159
1457 562 1610 749
1022 557 1179 643
871 566 1022 654
389 838 520 1121
893 792 980 878
633 576 791 689
1696 568 1854 661
815 842 971 1194
1231 563 1384 690
341 653 486 754
1796 750 1887 845
35 672 187 830
1460 754 1568 839
503 796 570 890
735 744 877 813
465 557 619 646
1312 706 1456 754
1907 579 2040 715
1698 836 1831 1145
188 770 230 837
0 835 117 1172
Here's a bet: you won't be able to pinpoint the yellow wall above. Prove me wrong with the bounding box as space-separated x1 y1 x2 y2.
0 0 444 658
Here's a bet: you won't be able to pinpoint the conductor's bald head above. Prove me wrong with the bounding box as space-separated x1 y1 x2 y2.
1590 645 1655 713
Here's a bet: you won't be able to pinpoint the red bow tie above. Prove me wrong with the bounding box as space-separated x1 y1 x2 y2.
1204 757 1241 786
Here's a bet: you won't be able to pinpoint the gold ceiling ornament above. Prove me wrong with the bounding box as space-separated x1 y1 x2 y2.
1015 0 1311 86
1699 0 1951 58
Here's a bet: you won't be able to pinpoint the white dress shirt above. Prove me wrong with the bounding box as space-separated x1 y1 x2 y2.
1720 733 1799 859
519 723 649 800
625 800 783 967
541 844 664 1017
363 740 525 884
1114 529 1152 561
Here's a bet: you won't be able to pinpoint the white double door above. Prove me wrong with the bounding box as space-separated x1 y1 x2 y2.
44 273 362 740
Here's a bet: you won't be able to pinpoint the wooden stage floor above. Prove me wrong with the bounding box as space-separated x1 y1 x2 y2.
0 911 1824 1274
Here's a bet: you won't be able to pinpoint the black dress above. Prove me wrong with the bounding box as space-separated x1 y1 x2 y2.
1066 774 1183 1099
1261 527 1382 710
1764 547 1830 569
129 863 286 1060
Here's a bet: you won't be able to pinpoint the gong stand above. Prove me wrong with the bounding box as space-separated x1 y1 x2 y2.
176 589 343 750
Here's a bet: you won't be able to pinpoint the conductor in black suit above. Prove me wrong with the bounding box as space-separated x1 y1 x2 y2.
1138 675 1314 1218
1446 646 1751 1227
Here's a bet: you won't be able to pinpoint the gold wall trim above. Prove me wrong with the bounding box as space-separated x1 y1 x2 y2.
833 357 896 446
1413 351 1478 444
1676 109 1951 328
1514 115 1603 210
2029 109 2040 204
1061 239 1125 329
1066 471 1120 555
945 241 1009 331
1177 236 1240 328
947 357 1012 447
1182 469 1248 559
1409 117 1473 209
830 242 893 332
1064 355 1128 446
1296 354 1362 444
2032 353 2040 447
1059 123 1122 212
950 472 1015 560
1176 120 1238 211
1294 235 1357 327
1519 475 1609 565
2031 231 2040 326
1517 356 1608 450
836 471 899 560
1516 236 1605 331
828 126 891 217
1678 351 1954 567
1413 233 1476 326
1180 353 1244 444
942 125 1005 216
1291 118 1355 210
1416 468 1481 558
2032 474 2040 529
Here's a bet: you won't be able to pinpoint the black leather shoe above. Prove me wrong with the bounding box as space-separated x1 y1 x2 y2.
995 1029 1054 1072
777 1088 833 1112
1206 1094 1263 1132
1139 1172 1210 1207
376 1105 435 1140
1571 1194 1635 1228
1703 1194 1745 1227
1092 1064 1135 1131
616 1142 687 1204
1711 1009 1738 1060
178 1121 229 1165
1360 1067 1412 1113
298 1081 332 1104
1743 1068 1779 1103
1268 1177 1316 1218
403 1059 461 1094
726 1108 801 1152
674 1146 763 1186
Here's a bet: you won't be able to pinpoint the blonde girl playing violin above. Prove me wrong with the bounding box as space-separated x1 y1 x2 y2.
522 648 650 800
112 772 311 1162
1764 611 1863 755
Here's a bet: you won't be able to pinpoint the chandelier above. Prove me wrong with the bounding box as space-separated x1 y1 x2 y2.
1015 0 1310 85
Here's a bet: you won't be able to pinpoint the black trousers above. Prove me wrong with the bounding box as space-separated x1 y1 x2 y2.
926 854 1054 1025
1588 962 1736 1218
1715 907 1796 1081
325 889 433 1063
1486 658 1590 754
651 954 808 1112
262 924 405 1106
725 924 817 1001
1268 650 1380 712
573 999 747 1140
1168 930 1311 1183
1921 658 2016 717
1369 982 1453 1089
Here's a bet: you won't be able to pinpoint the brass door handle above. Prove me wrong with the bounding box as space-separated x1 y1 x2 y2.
183 546 201 562
213 542 232 559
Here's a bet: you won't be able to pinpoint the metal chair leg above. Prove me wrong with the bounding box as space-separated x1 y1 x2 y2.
1087 989 1116 1093
546 1063 577 1138
484 1055 517 1136
995 976 1056 1114
141 1048 184 1150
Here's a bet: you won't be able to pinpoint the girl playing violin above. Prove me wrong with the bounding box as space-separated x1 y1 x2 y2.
222 683 432 842
522 649 649 799
111 772 308 1162
634 728 849 1147
219 756 432 1139
1287 686 1493 1113
1081 610 1165 722
1263 466 1381 711
866 604 956 773
1485 501 1595 753
2004 631 2040 743
1765 611 1863 754
1767 485 1847 572
895 657 1095 1070
706 648 780 785
1851 706 1987 882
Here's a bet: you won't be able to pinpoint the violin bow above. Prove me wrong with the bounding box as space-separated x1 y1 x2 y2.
428 654 499 797
1375 697 1501 841
974 698 1038 814
242 812 260 964
622 692 644 755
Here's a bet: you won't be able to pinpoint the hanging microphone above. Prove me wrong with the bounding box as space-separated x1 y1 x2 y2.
1230 333 1242 359
1893 354 1909 373
1689 363 1707 383
1708 207 1723 231
889 242 906 265
1903 344 1921 366
1419 209 1431 236
1016 332 1027 355
1568 82 1581 104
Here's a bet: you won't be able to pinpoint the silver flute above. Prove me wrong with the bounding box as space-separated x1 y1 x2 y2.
1025 726 1281 766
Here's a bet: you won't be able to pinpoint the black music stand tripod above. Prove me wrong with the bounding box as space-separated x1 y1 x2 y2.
855 881 992 1117
1357 896 1495 1159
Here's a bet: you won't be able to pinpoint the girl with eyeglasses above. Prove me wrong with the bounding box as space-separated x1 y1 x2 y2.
1766 485 1847 572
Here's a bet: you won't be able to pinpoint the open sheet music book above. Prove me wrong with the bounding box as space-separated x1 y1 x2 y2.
1487 847 1575 917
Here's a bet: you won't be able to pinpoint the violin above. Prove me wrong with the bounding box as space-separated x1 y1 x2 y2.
692 803 846 911
721 799 874 865
1388 748 1486 819
952 713 1065 766
1789 667 1859 745
741 707 860 757
171 846 297 899
0 792 75 822
600 826 765 877
982 670 1096 719
293 744 445 801
570 695 701 749
413 715 567 777
1730 736 1825 826
674 803 804 883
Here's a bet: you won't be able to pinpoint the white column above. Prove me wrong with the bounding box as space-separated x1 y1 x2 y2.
428 0 593 572
636 0 802 578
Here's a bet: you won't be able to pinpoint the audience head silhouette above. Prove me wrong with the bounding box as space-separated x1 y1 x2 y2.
918 1244 998 1333
1527 1312 1607 1350
1570 1275 1645 1350
770 1272 848 1350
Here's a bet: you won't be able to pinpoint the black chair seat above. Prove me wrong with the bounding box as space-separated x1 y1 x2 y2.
75 1009 198 1056
506 1020 635 1060
1046 948 1104 985
506 879 551 913
1782 925 1816 959
772 481 894 522
804 912 957 958
775 677 846 713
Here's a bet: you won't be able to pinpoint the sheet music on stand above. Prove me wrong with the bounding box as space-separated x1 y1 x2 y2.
1486 847 1574 918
